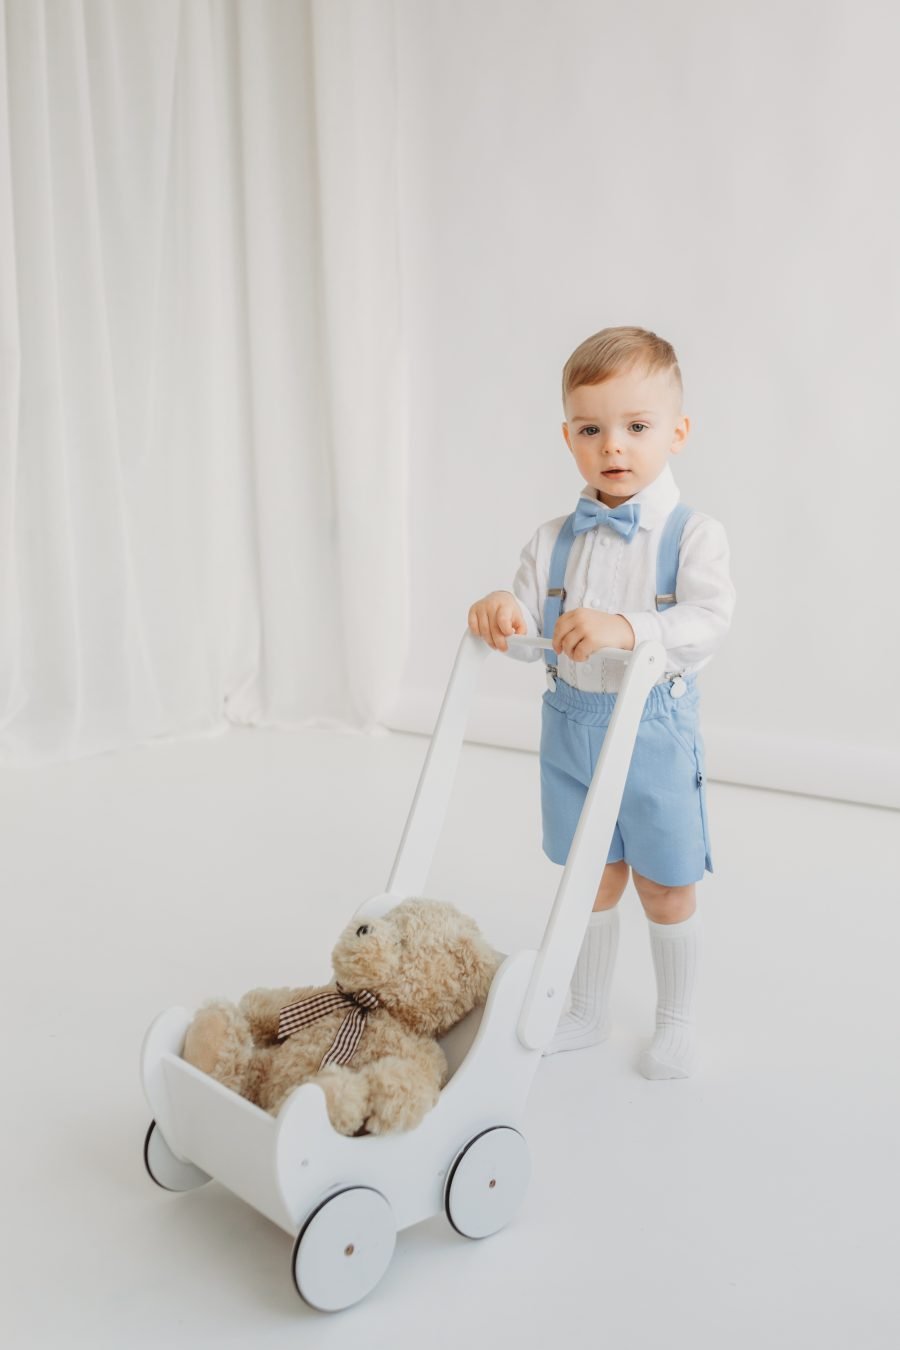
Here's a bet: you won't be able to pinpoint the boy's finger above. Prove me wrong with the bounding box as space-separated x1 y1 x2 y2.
477 612 494 647
489 616 508 652
500 606 526 636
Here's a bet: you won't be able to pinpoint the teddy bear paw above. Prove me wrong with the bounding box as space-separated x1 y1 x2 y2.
363 1080 440 1135
313 1065 371 1137
183 1001 252 1092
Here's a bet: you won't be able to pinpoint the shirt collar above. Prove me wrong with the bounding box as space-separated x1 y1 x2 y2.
578 463 679 531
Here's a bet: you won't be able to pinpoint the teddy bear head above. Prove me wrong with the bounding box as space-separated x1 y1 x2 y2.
330 898 502 1038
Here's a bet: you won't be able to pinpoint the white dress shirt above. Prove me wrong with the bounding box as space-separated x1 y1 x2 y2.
503 464 736 693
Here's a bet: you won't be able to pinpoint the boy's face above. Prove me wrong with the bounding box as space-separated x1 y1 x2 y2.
562 365 690 507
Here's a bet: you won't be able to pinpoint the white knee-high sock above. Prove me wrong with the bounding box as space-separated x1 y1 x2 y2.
542 907 619 1056
640 911 701 1080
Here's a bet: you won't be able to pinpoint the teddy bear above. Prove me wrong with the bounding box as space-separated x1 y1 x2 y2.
182 898 502 1136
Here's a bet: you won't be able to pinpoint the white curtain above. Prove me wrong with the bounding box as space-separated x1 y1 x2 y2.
0 0 408 764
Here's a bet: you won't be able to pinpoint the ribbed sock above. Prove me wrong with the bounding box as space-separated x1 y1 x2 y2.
542 907 620 1056
639 911 701 1080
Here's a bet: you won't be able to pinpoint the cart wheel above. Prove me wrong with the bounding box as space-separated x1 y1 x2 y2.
143 1121 211 1192
444 1126 530 1239
292 1187 396 1313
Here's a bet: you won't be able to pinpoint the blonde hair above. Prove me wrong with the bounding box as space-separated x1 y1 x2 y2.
562 326 683 410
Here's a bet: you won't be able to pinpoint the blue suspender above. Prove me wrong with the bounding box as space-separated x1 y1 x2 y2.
542 514 577 686
542 501 694 689
654 502 693 611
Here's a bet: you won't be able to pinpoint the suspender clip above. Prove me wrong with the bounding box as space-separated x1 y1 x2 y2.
546 665 558 691
548 587 566 601
655 593 677 610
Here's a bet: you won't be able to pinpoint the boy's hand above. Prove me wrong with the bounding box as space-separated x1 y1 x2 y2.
552 609 635 662
467 591 527 652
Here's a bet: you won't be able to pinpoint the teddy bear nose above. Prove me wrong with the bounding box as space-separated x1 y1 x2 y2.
356 924 371 937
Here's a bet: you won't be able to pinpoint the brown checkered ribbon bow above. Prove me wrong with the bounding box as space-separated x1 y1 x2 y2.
276 984 380 1069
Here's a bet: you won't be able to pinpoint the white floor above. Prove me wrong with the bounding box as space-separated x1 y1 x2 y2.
2 725 899 1349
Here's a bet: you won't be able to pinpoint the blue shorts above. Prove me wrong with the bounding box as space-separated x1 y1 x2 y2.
540 674 713 887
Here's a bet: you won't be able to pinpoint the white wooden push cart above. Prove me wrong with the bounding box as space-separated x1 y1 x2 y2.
141 631 666 1312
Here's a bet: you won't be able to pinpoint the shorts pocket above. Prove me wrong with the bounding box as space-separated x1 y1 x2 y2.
541 695 593 786
658 712 697 765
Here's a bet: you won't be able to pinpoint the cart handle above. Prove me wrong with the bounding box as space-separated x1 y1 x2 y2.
505 634 634 661
516 637 664 1048
386 630 666 1050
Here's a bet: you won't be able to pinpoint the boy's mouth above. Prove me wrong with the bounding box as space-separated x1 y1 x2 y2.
602 469 630 477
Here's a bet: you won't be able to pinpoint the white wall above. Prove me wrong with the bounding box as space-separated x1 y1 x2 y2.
383 0 900 809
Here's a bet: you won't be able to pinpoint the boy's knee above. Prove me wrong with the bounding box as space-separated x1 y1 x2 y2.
594 859 630 910
632 869 696 923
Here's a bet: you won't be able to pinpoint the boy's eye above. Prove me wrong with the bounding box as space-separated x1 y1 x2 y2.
579 423 648 436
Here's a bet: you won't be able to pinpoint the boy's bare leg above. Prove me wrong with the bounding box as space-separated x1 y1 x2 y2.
631 870 701 1079
543 861 630 1055
593 858 630 911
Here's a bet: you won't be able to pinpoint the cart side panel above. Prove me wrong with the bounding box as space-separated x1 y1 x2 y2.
431 950 540 1122
160 1057 295 1233
142 1007 194 1157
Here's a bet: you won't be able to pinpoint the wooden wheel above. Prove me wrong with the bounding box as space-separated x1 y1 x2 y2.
445 1126 530 1239
292 1187 396 1312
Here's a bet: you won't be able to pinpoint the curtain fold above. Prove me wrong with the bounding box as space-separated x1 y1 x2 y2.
310 0 409 726
0 0 409 763
0 0 23 734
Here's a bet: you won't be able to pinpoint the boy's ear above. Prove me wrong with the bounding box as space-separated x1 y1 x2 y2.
562 421 573 452
669 414 690 455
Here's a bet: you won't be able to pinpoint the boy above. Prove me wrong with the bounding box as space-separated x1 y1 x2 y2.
467 327 735 1079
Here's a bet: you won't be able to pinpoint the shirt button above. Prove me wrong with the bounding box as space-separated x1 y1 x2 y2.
600 537 611 548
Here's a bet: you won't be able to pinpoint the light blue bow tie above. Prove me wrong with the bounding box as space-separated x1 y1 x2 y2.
573 496 642 543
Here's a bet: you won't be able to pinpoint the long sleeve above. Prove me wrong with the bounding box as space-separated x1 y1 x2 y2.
620 515 736 669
